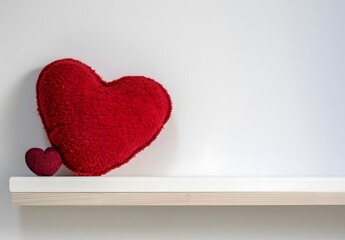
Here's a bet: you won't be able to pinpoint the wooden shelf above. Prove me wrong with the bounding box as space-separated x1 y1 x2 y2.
9 177 345 206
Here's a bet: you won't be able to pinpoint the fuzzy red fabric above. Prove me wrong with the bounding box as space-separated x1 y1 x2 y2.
25 147 62 176
36 58 172 176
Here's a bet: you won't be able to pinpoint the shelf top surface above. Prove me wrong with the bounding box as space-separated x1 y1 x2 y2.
9 177 345 193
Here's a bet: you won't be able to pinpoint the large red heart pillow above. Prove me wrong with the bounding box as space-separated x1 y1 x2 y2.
36 58 172 176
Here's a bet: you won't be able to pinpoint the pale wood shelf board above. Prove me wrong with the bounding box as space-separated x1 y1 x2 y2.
12 192 345 206
10 177 345 206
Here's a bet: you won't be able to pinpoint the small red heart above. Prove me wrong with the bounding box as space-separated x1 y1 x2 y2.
25 147 62 176
36 58 172 176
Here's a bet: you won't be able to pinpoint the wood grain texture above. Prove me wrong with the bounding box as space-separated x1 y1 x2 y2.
12 192 345 206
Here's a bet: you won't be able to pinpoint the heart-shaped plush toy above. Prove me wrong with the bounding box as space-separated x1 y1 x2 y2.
25 147 62 176
37 58 172 176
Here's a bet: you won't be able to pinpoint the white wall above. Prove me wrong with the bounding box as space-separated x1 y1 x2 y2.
1 0 345 239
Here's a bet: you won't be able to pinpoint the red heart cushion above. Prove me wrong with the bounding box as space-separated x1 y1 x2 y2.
36 58 172 176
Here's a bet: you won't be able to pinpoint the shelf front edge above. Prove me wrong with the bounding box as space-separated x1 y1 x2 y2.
11 192 345 206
